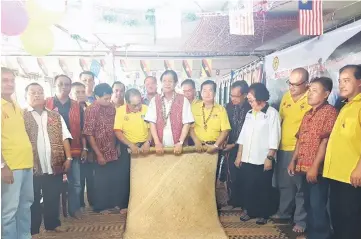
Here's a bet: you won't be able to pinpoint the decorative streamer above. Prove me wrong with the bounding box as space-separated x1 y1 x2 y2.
182 60 193 79
59 58 70 75
164 60 174 70
37 58 48 76
201 59 212 78
16 57 29 75
120 59 127 72
79 58 89 71
140 60 150 78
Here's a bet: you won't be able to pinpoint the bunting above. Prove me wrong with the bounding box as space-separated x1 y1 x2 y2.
16 57 29 75
164 60 175 70
140 60 150 78
90 59 101 77
182 60 193 79
59 58 70 75
79 58 89 71
37 58 48 76
201 59 212 78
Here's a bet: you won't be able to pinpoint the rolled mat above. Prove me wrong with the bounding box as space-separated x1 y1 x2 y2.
123 146 228 239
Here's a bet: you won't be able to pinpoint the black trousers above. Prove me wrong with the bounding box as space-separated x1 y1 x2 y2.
329 179 361 239
241 162 274 218
225 147 244 208
80 162 95 207
93 160 121 212
31 174 63 235
119 145 131 209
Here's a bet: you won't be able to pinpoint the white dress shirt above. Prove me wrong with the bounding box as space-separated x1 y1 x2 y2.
28 107 72 174
144 94 194 147
237 104 281 165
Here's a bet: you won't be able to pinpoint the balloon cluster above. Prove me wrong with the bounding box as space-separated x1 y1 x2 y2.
1 0 65 56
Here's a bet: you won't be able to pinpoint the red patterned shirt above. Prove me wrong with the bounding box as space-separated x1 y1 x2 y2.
83 102 118 163
295 103 338 173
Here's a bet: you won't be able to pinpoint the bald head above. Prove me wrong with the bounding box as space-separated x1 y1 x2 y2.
288 68 309 97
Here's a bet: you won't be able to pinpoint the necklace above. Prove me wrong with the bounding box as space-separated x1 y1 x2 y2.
161 92 175 128
202 104 214 131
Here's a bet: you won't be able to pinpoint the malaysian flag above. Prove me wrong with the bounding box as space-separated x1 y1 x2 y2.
299 0 323 36
229 0 254 35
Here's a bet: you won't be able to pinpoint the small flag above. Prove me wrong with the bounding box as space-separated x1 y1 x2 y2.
299 0 323 36
229 0 254 35
182 60 193 78
90 60 101 77
140 60 150 77
164 60 174 70
201 59 212 78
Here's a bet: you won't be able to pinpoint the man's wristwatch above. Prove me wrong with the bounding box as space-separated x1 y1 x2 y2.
67 157 73 161
267 155 275 161
214 144 219 149
178 141 184 145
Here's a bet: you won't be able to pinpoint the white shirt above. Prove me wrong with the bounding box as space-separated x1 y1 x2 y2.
237 105 281 165
28 107 72 174
145 94 194 147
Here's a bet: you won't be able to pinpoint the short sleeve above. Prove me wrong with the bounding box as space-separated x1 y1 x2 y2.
83 107 96 136
182 97 194 124
268 109 281 150
114 108 124 131
237 118 249 145
320 108 338 139
60 116 73 141
144 98 157 123
220 107 231 131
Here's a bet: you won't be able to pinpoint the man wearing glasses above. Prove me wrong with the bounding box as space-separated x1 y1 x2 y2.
114 88 152 214
273 68 311 235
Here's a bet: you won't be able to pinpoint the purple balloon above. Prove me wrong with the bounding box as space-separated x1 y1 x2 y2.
1 1 29 36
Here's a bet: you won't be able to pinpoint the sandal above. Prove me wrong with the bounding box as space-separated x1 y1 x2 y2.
240 212 251 222
256 218 268 225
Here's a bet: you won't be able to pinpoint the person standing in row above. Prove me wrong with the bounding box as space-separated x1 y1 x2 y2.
83 83 119 213
235 83 281 225
1 67 34 239
142 76 158 106
223 80 251 209
323 65 361 239
23 83 73 235
273 68 310 234
114 88 152 214
145 70 194 154
288 77 337 239
46 75 87 219
70 82 95 209
80 71 96 104
181 79 200 105
111 81 125 108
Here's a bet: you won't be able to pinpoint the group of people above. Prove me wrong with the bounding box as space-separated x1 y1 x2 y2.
1 64 361 239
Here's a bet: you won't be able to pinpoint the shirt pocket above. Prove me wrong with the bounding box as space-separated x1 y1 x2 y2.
339 118 357 138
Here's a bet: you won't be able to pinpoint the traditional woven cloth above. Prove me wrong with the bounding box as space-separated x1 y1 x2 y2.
123 152 228 239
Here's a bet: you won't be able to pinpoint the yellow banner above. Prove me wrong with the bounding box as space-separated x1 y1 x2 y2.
124 150 227 239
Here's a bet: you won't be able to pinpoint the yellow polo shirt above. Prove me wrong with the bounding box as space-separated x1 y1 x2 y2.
114 104 149 144
323 93 361 184
279 91 311 151
192 102 231 142
1 99 33 170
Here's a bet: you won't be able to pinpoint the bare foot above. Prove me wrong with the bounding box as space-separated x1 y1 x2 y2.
293 225 306 234
120 208 128 214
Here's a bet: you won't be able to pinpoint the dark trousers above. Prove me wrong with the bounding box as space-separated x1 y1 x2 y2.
93 160 121 212
119 146 131 209
80 162 95 207
329 179 361 239
31 174 63 235
241 162 274 218
302 176 331 239
226 147 244 208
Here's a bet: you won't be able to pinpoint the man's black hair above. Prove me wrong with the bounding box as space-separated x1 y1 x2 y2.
160 70 178 84
310 77 333 92
201 80 217 93
25 82 43 93
54 74 72 84
339 64 361 80
181 79 196 89
71 82 86 89
125 88 142 103
112 81 125 89
79 71 95 79
94 83 112 97
144 76 157 84
231 80 249 95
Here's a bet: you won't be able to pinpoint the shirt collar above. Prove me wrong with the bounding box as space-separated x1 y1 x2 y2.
349 93 361 103
248 103 269 114
54 95 71 106
1 98 11 105
126 104 142 113
309 101 328 113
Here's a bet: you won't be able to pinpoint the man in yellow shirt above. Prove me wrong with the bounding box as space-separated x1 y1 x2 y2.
1 67 34 239
190 80 231 153
273 68 311 234
114 88 152 214
323 65 361 239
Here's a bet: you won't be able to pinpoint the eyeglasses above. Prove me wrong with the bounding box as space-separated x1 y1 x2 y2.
286 80 308 87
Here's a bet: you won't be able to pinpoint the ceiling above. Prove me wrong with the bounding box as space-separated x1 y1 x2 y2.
2 0 361 58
